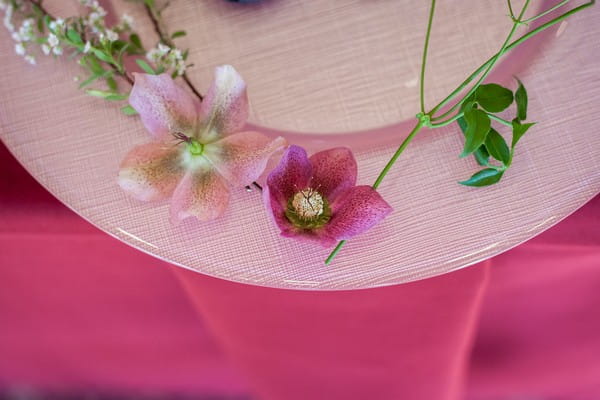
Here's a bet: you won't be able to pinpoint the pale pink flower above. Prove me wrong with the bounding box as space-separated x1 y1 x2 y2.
118 65 286 223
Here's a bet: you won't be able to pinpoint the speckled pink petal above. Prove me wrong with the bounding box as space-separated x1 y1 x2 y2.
169 169 230 223
324 185 393 241
265 145 312 206
129 73 199 141
118 142 185 202
309 147 357 202
198 65 249 141
262 184 298 236
204 131 286 187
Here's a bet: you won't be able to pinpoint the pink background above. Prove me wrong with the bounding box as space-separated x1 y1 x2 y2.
2 141 599 399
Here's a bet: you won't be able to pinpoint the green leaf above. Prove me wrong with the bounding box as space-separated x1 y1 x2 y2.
83 55 105 75
121 105 138 116
43 15 52 30
485 128 511 165
460 106 491 158
92 48 115 64
136 59 156 74
460 168 504 187
36 16 44 33
515 77 528 121
457 116 489 166
66 28 84 46
78 70 112 88
460 93 476 112
171 30 187 39
511 119 536 149
106 76 118 92
86 89 128 101
475 83 514 113
129 33 143 50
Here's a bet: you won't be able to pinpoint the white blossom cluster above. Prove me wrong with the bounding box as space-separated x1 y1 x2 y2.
2 0 36 64
0 0 137 66
146 43 187 76
80 0 117 43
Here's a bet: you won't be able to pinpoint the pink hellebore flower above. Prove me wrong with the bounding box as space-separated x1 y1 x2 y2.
264 145 393 247
118 65 286 222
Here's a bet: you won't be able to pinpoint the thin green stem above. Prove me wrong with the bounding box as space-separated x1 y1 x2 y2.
430 0 594 120
507 0 516 20
488 113 513 127
522 0 570 23
419 0 437 114
429 112 464 128
431 0 531 120
325 121 425 264
325 240 346 265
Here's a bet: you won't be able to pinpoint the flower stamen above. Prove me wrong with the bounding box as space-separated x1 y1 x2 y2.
285 187 331 229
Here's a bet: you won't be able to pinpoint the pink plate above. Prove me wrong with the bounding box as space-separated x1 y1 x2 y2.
1 0 599 289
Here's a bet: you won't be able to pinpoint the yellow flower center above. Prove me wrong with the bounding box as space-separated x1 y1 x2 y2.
292 188 324 219
285 188 331 229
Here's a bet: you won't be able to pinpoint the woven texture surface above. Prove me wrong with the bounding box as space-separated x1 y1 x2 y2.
1 0 599 289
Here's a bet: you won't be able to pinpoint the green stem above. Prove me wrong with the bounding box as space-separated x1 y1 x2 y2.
429 112 464 128
487 113 513 127
419 0 437 114
432 0 531 120
507 0 516 20
325 121 425 265
431 0 594 120
325 240 346 265
522 0 570 23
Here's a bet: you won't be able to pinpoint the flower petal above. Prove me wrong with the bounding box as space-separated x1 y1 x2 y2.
129 73 199 141
265 145 312 206
118 142 185 202
203 131 286 186
324 186 393 241
198 65 249 141
309 147 357 201
169 169 230 223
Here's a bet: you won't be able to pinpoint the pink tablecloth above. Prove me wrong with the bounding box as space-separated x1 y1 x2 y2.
1 140 599 399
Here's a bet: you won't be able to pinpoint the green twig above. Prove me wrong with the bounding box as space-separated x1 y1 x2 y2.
419 0 437 114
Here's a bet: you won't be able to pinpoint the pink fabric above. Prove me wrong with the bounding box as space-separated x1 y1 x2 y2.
1 141 599 399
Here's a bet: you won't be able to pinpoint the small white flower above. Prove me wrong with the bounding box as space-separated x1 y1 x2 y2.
146 48 161 62
105 29 118 42
15 42 25 55
42 44 51 55
11 31 20 41
83 41 91 53
47 33 59 47
3 3 15 32
52 46 63 55
158 43 170 55
24 55 36 65
121 13 134 28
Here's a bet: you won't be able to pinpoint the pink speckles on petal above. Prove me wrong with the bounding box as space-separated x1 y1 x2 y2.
309 147 357 201
169 169 230 223
265 145 312 206
325 185 393 241
118 142 184 202
204 131 286 187
198 65 249 140
129 73 199 141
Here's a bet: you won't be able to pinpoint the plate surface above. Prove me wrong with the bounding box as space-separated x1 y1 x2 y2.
1 0 599 289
